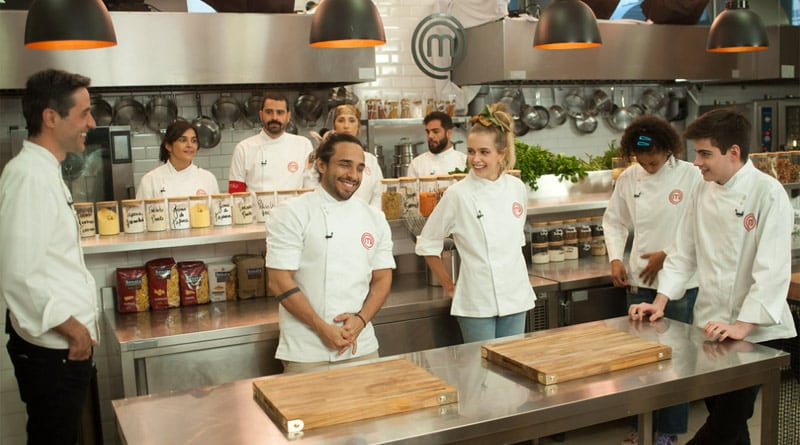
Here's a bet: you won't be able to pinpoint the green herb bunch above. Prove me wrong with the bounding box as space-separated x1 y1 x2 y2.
580 139 620 171
514 141 587 191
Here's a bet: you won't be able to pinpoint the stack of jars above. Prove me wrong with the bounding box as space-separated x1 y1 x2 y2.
529 217 606 264
380 175 458 220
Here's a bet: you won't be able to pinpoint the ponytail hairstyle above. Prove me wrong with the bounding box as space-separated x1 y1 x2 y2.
468 103 516 172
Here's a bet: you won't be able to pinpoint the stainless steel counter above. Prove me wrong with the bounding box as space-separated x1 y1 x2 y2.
112 316 789 445
530 255 613 290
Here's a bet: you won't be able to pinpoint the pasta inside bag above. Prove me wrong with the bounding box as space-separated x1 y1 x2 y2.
178 261 209 306
146 258 180 310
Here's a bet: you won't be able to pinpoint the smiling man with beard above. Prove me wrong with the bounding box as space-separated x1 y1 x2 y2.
228 92 313 192
408 111 467 177
266 133 395 373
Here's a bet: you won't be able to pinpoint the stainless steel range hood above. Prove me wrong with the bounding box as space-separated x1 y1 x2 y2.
0 11 376 89
451 18 799 85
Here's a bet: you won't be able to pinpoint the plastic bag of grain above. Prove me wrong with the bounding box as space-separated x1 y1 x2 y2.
146 258 180 310
234 254 266 299
177 261 209 306
115 266 149 313
207 261 237 302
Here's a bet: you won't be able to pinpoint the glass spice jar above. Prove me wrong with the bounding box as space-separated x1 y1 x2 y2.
254 191 276 223
144 198 167 232
232 192 254 225
95 201 120 236
121 199 145 234
73 202 96 238
380 178 402 220
418 175 438 217
189 195 211 228
398 176 419 218
211 193 232 226
167 196 190 230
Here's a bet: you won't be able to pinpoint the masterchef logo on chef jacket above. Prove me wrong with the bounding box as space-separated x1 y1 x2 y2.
361 232 375 250
512 202 524 218
668 189 684 205
287 161 299 173
411 13 467 80
743 212 757 232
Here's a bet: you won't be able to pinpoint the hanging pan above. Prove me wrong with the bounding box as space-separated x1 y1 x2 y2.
192 93 221 148
90 95 113 127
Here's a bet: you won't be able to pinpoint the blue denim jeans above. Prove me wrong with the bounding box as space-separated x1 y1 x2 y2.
628 286 698 435
456 311 527 343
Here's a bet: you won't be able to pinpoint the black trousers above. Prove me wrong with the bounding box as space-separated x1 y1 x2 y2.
6 324 94 445
686 339 784 445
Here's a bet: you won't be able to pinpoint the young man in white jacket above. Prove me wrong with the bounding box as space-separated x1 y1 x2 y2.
629 108 797 445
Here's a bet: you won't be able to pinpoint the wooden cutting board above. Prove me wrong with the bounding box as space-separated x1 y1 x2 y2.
252 358 458 433
481 324 672 385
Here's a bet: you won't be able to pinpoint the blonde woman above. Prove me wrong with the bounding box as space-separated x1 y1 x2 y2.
415 104 535 342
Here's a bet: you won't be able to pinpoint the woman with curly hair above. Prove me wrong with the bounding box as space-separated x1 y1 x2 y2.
603 114 702 445
415 103 535 342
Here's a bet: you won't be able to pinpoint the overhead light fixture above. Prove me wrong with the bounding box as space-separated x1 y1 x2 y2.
25 0 117 50
533 0 602 50
309 0 385 48
706 0 768 53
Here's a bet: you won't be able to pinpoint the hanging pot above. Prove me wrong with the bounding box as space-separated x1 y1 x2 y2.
513 116 529 136
294 93 323 127
285 120 298 135
90 95 113 127
573 113 598 134
639 88 666 114
563 89 586 118
521 104 548 131
548 88 567 128
113 96 147 132
665 92 688 122
211 93 243 129
498 88 524 116
588 88 613 116
245 92 265 124
145 94 178 132
608 87 641 132
192 93 221 148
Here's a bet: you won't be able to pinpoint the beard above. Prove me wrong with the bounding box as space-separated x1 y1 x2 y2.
264 120 284 135
428 137 449 154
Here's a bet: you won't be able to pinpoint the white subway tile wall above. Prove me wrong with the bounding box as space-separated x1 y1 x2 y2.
1 2 799 443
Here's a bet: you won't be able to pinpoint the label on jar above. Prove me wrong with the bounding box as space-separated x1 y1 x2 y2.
531 228 549 244
145 201 167 232
548 228 564 243
255 192 276 223
169 199 190 230
74 204 96 238
564 242 579 260
233 195 254 225
122 203 145 234
563 226 577 241
212 197 232 226
577 226 592 241
591 238 607 256
579 241 592 258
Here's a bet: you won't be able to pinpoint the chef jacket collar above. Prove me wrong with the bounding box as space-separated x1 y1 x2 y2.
23 139 61 170
166 160 196 174
316 185 350 206
259 129 290 144
720 159 754 190
468 169 506 186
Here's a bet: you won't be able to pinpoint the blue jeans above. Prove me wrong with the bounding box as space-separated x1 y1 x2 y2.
456 311 527 343
628 286 698 435
7 325 94 445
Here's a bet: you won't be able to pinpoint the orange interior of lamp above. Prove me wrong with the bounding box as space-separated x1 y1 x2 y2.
707 45 768 53
25 40 117 50
310 39 385 48
535 42 602 50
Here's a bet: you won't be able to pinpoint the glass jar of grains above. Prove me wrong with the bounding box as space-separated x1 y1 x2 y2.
211 193 232 226
381 178 402 220
121 199 145 234
144 198 167 232
232 192 254 225
530 222 549 264
73 202 96 238
189 195 211 228
398 176 419 218
776 152 792 183
563 219 578 260
96 201 120 236
167 196 190 230
418 176 438 217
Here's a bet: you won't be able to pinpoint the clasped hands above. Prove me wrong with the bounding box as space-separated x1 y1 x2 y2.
318 312 367 355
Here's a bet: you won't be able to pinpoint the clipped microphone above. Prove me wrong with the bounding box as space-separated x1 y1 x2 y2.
633 192 641 198
261 160 268 165
325 232 334 239
476 210 484 219
735 209 744 217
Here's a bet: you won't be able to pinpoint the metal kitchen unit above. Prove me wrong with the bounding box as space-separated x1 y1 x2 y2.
112 317 789 445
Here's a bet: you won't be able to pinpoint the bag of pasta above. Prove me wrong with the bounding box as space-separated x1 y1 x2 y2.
146 258 180 310
234 254 265 299
177 261 209 306
115 267 149 313
207 261 237 302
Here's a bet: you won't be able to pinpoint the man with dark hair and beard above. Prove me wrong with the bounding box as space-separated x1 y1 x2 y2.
266 133 395 373
408 111 466 176
228 92 313 192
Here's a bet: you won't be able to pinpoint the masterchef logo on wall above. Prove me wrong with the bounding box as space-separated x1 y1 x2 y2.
411 13 468 80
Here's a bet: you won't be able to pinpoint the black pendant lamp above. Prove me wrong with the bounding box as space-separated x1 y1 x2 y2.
706 0 768 53
25 0 117 50
533 0 602 50
309 0 385 48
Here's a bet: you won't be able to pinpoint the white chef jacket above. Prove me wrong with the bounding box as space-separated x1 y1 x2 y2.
658 161 796 343
603 157 701 290
407 147 468 177
0 141 98 349
302 151 383 209
266 188 396 362
229 130 313 192
136 161 219 199
416 171 536 317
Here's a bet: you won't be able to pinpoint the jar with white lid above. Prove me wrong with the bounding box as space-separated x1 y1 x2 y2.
167 196 190 230
189 195 211 228
398 176 419 218
211 193 232 226
73 202 96 238
95 201 120 236
144 198 167 232
232 192 254 225
254 191 276 223
121 199 145 234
